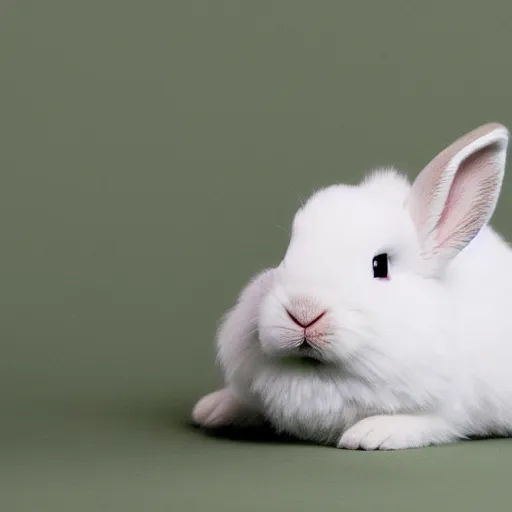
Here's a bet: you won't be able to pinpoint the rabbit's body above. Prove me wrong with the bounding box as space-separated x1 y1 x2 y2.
193 124 512 450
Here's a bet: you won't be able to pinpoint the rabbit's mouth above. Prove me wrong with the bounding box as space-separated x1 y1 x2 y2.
295 338 328 360
297 349 322 363
278 354 325 369
284 343 328 366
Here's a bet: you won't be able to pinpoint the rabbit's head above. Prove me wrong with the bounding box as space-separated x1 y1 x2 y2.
257 124 508 382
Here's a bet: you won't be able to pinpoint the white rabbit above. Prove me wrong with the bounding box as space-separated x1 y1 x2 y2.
192 123 512 450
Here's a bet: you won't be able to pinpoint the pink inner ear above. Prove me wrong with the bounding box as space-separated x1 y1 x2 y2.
437 145 501 250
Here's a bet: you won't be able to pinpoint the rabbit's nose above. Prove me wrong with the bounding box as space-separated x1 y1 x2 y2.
286 309 326 328
285 296 327 328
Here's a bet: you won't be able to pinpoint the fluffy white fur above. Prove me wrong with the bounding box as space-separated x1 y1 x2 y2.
192 123 512 450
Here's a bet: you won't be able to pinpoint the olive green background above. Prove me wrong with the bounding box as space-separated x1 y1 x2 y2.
1 1 512 510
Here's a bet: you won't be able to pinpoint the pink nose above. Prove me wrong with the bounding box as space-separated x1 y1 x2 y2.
286 309 326 329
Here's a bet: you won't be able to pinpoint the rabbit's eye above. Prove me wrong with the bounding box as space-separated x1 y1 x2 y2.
372 253 389 279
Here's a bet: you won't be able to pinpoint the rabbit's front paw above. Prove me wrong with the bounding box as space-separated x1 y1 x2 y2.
338 414 454 451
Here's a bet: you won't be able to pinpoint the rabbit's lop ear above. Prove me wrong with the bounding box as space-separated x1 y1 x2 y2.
407 123 509 276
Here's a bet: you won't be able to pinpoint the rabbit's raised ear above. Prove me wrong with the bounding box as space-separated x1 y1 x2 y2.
407 123 509 276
